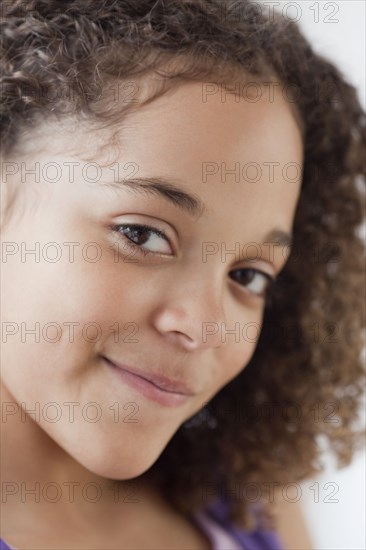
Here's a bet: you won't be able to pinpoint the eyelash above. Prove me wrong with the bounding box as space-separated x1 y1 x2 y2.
112 223 276 299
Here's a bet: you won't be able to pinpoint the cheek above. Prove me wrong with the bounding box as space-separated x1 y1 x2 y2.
0 240 103 406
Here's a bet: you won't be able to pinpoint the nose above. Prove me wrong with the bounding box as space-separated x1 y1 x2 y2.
151 276 226 351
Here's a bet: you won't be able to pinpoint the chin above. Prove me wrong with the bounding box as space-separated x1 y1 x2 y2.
69 451 155 481
69 436 170 482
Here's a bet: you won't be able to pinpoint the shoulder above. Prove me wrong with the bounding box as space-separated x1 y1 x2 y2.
269 487 314 550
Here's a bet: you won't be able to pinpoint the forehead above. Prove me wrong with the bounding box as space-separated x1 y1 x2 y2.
14 79 303 238
104 80 304 230
19 77 303 162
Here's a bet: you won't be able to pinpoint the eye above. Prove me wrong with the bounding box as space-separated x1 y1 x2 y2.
111 224 275 297
112 223 172 256
229 268 275 298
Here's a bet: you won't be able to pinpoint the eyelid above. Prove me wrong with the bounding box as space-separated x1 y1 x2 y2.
230 267 275 283
110 223 176 262
111 216 177 252
229 269 276 300
231 260 276 280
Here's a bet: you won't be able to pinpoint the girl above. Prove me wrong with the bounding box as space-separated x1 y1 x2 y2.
1 1 364 548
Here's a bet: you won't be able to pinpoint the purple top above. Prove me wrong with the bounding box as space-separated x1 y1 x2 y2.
0 497 285 550
190 497 285 550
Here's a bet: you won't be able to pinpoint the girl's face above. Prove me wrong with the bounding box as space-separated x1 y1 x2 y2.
1 80 303 479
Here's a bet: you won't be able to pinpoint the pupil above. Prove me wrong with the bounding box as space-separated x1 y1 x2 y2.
126 226 149 245
233 269 255 284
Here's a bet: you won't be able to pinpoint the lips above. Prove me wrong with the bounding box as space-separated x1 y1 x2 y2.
102 356 195 396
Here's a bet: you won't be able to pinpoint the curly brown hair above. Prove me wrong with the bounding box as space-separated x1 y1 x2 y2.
1 0 365 532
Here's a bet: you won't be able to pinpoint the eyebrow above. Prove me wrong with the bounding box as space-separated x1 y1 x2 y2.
104 176 292 248
105 176 206 219
262 228 292 249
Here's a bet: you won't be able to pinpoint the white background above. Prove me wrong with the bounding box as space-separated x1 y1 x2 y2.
257 1 365 549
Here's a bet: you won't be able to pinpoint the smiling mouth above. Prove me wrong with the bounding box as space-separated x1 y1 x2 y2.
102 356 195 407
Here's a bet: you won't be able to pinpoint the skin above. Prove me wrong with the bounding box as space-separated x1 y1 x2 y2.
0 79 305 548
272 487 315 550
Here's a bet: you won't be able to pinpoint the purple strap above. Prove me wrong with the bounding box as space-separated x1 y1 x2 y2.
201 497 286 550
